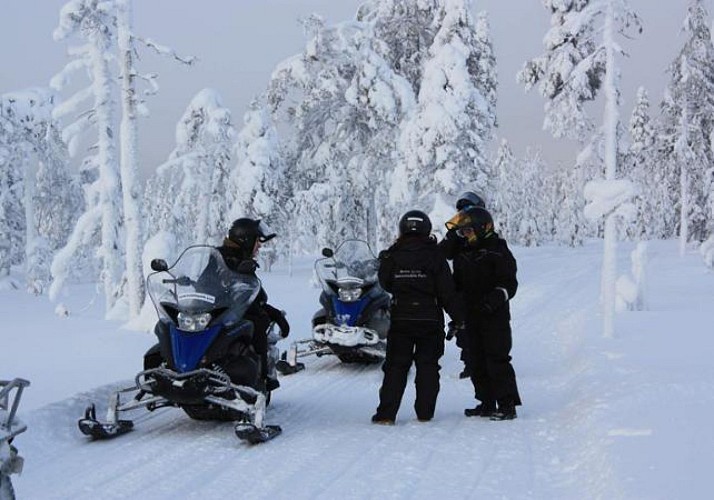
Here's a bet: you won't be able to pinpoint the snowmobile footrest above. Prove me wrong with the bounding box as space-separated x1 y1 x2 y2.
276 360 305 375
234 423 282 444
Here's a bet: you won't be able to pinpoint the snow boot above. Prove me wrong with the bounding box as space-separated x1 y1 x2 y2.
266 377 280 392
464 402 496 418
371 414 395 425
490 402 517 421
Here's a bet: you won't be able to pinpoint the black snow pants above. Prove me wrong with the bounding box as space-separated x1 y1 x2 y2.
375 324 445 421
466 320 521 407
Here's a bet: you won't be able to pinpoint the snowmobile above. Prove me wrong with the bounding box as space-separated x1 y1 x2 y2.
78 245 282 444
277 239 390 374
1 378 30 500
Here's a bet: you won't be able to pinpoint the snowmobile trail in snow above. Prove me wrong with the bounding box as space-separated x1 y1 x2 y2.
13 243 671 499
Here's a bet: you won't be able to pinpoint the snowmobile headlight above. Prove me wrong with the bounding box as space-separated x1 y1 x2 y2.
177 312 212 332
338 287 362 302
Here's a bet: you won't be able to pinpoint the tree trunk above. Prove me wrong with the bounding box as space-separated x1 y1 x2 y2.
89 31 123 314
117 0 145 317
601 0 619 339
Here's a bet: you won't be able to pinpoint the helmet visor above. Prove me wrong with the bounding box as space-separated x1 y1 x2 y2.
257 220 276 243
445 210 472 231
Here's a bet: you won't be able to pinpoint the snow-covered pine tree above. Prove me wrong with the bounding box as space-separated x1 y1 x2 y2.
267 15 414 251
516 148 547 246
553 161 590 247
356 0 441 95
1 89 80 294
625 87 662 240
520 0 641 338
343 26 416 249
145 89 234 251
394 1 496 231
229 100 287 269
0 97 29 286
659 0 714 255
490 138 516 241
50 0 124 315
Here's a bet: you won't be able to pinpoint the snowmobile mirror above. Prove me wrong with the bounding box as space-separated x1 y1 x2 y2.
150 259 169 272
322 248 334 258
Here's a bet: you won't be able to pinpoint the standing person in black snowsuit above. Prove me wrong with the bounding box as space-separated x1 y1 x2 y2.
372 210 464 425
447 206 522 420
438 191 487 379
217 218 290 391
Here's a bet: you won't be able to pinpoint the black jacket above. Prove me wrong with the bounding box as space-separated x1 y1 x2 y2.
216 242 289 336
378 235 463 327
452 234 517 322
437 229 469 261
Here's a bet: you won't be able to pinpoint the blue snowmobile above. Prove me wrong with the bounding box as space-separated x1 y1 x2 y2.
277 239 390 374
78 245 282 444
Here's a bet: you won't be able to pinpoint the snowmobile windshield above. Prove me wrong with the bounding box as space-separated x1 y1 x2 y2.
147 245 261 323
315 239 379 293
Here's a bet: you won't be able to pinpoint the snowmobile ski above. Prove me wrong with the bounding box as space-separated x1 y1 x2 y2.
276 358 305 375
234 423 282 444
78 404 133 440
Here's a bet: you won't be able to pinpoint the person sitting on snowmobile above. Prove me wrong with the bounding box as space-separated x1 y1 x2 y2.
217 218 290 391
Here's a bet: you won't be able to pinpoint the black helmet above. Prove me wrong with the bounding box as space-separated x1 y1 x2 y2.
445 206 494 243
228 218 276 249
456 191 486 210
399 210 432 237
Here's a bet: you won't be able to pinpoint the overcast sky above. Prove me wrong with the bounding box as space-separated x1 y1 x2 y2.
1 0 708 177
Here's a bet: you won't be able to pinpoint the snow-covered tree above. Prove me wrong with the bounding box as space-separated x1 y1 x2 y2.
625 87 664 240
115 0 194 316
393 1 496 232
229 101 288 268
659 0 714 254
490 138 516 239
356 0 441 94
267 16 415 251
521 0 641 338
0 100 29 285
0 89 79 293
145 89 234 251
50 0 124 314
516 149 548 246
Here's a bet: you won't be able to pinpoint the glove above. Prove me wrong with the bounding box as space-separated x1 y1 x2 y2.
446 321 465 341
444 228 460 242
478 289 508 315
265 304 290 338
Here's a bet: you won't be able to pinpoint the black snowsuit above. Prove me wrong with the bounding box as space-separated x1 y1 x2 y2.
452 234 521 408
374 235 464 421
438 229 472 372
217 241 289 381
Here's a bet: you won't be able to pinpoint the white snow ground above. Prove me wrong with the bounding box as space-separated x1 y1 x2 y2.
2 240 713 499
